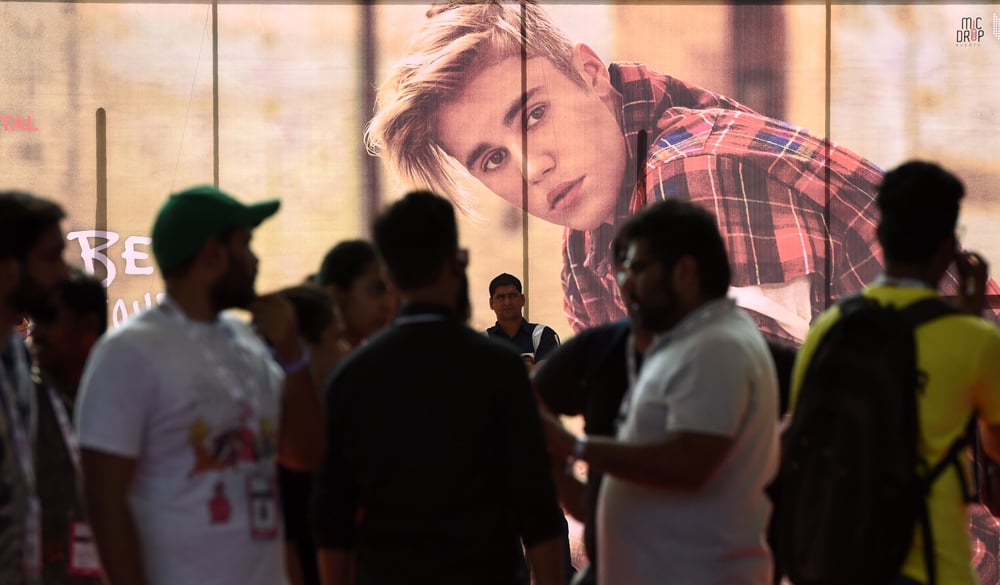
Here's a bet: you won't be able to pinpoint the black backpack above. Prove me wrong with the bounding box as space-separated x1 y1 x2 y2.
770 294 969 585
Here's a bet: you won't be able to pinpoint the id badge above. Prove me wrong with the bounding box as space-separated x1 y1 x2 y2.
246 472 279 539
24 496 41 576
68 522 101 576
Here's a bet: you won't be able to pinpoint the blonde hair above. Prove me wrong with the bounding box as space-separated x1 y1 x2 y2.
365 1 582 214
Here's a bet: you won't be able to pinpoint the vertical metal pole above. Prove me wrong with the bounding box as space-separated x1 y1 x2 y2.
212 0 219 186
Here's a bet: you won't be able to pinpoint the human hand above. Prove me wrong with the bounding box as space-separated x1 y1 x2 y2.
955 249 989 316
537 403 575 459
250 293 301 362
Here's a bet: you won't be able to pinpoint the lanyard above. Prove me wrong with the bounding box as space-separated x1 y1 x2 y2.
625 333 639 398
159 297 264 431
617 299 735 426
45 387 81 474
0 334 36 492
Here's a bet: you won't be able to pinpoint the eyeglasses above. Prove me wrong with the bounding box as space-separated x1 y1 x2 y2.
455 248 469 269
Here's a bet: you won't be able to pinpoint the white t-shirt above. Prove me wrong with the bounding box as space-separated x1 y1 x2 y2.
597 299 780 585
75 302 286 585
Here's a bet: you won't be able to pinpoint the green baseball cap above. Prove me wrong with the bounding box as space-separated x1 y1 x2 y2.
152 185 280 274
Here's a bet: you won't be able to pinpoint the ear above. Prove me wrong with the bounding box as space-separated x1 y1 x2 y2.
197 237 229 277
489 296 496 310
672 255 700 299
572 43 613 98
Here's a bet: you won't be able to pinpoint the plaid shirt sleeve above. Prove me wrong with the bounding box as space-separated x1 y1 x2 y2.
642 107 885 310
561 63 1000 339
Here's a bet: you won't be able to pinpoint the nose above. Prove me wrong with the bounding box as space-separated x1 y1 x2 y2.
515 146 555 185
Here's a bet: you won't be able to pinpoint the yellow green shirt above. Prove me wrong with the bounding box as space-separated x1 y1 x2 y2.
790 283 1000 585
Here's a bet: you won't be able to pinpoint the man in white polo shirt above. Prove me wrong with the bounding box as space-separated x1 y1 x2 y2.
544 199 780 585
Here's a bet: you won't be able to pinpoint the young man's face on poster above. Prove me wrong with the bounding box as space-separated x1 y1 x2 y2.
434 45 628 232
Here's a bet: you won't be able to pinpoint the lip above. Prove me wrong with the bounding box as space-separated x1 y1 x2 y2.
546 177 584 211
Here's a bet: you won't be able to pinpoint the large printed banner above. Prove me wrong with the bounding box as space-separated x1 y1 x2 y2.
3 0 1000 576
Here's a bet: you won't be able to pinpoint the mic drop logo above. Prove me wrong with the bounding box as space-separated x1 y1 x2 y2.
956 16 984 46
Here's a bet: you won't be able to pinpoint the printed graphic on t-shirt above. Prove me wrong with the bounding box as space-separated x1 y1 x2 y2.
187 416 276 477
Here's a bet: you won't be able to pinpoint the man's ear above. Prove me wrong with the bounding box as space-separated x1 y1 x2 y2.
572 43 613 97
187 237 228 281
672 255 700 299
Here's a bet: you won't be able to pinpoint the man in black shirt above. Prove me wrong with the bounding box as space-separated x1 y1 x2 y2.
312 191 566 585
485 273 560 367
533 227 653 585
32 270 107 585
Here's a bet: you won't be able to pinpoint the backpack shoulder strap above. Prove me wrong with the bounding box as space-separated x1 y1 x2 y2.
834 292 873 317
897 297 959 328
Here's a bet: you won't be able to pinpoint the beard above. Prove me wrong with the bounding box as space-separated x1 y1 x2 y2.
211 262 256 311
634 283 681 334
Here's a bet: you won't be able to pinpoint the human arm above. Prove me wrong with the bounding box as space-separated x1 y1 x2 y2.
533 325 624 416
80 449 146 585
497 356 567 583
646 111 886 326
953 249 989 316
534 400 587 519
971 320 1000 461
524 536 566 585
551 466 586 521
545 418 732 490
311 367 361 585
252 294 325 470
543 334 762 489
74 336 153 585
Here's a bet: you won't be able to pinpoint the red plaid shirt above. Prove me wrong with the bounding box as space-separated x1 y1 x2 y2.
561 63 1000 341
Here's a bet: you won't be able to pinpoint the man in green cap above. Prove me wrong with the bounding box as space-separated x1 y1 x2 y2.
75 185 299 585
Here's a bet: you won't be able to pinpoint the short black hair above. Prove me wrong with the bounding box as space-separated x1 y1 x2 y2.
876 160 964 264
317 240 378 291
489 273 522 297
33 269 108 334
0 191 65 261
616 199 731 299
373 191 458 291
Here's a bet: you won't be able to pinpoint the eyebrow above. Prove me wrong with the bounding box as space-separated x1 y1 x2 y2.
463 86 542 170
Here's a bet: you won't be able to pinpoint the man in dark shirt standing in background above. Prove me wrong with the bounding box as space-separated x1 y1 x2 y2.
485 273 560 368
312 191 566 585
